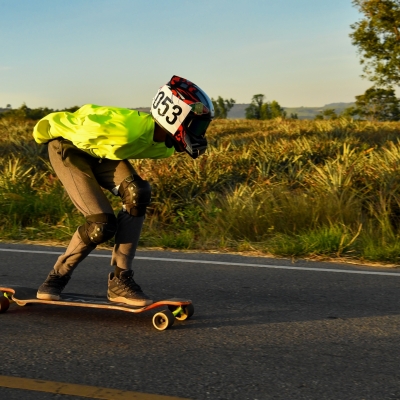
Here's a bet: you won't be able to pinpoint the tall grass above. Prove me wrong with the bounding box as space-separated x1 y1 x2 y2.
2 116 400 264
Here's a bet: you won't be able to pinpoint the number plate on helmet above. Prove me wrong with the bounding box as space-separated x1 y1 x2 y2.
151 85 192 135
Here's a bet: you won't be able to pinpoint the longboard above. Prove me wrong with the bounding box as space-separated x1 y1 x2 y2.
0 286 194 331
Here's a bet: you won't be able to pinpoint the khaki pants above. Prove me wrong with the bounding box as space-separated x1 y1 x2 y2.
48 139 145 276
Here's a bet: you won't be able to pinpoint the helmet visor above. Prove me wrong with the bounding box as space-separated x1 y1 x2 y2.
185 117 211 137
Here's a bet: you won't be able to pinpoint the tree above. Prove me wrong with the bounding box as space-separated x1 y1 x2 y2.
314 108 338 120
62 105 80 113
6 103 54 120
245 94 265 119
354 86 400 121
350 0 400 86
0 104 80 120
260 102 272 119
341 106 359 119
245 94 286 120
211 96 236 119
270 100 287 119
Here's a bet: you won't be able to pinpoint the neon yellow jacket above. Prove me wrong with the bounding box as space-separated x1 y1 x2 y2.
33 104 174 160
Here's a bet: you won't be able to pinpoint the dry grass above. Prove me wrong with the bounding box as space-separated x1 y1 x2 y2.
1 116 400 264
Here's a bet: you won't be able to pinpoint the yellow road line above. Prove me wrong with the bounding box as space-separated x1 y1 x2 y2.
0 376 190 400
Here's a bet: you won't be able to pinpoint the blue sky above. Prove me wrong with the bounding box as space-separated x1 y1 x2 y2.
1 0 369 109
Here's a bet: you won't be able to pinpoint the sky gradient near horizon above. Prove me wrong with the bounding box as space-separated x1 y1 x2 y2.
1 0 370 109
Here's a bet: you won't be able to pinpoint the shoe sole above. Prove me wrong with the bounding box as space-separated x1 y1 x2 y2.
107 295 153 307
37 292 60 301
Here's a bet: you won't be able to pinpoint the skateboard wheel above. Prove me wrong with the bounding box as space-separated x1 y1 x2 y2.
0 295 10 313
183 303 194 319
169 303 194 321
152 309 175 331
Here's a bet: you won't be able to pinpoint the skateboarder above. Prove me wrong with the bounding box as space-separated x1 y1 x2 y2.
32 76 214 306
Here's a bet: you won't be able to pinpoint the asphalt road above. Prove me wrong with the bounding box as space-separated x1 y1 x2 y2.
0 243 399 400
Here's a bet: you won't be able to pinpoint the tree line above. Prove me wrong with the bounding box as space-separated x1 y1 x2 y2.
212 94 296 120
0 103 79 120
316 87 400 121
213 86 400 122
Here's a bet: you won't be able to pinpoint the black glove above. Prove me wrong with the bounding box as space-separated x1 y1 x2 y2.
165 135 184 152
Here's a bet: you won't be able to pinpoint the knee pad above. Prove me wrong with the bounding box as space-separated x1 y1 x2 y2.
78 213 117 245
118 175 151 217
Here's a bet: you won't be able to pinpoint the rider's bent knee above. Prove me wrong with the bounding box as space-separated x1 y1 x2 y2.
118 175 151 217
78 213 117 245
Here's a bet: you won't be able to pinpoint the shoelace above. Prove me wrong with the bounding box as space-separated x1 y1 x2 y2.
119 275 142 293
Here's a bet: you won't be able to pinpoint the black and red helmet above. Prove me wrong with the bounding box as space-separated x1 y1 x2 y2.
151 75 214 159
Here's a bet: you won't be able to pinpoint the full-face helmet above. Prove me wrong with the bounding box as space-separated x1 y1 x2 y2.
151 75 214 159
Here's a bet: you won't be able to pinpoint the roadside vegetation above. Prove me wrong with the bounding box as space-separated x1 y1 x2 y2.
1 115 400 265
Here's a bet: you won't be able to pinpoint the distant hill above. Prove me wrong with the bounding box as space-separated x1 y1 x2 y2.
228 102 355 120
227 104 248 119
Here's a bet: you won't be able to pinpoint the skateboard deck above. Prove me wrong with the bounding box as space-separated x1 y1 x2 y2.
0 285 194 331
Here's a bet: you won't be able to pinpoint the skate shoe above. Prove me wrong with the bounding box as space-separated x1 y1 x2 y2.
37 269 71 300
107 270 153 306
